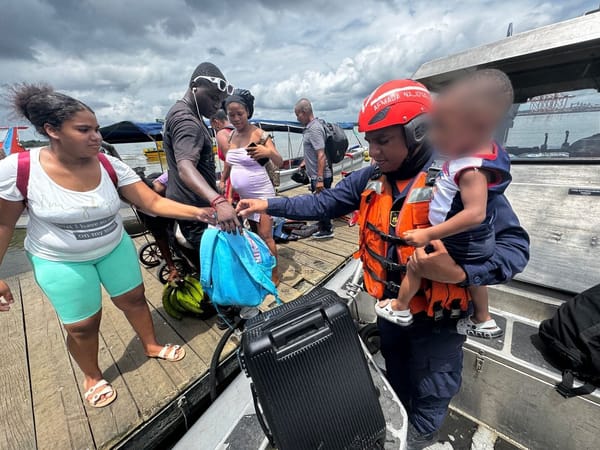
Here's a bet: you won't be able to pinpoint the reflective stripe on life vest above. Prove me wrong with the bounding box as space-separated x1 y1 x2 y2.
355 170 471 318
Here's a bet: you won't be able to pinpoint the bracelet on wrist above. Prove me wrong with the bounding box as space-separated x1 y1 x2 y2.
210 195 227 208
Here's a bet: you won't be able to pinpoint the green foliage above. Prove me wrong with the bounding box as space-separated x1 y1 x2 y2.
20 140 49 147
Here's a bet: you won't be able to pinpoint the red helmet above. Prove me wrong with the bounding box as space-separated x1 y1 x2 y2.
358 79 432 151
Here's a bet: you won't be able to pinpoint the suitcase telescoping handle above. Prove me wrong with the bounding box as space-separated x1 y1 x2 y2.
270 310 332 357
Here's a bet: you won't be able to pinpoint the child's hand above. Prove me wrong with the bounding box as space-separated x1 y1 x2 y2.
403 229 430 247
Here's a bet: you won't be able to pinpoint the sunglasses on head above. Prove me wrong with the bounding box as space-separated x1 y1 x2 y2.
193 75 234 95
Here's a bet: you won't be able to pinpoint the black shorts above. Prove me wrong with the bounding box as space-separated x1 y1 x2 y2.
137 211 173 240
176 219 207 250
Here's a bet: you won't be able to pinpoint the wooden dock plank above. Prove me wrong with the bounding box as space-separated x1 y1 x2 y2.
287 240 348 266
138 267 238 377
280 244 345 274
18 272 96 450
68 340 142 449
284 245 346 268
139 268 224 368
331 222 360 244
274 282 305 303
67 315 142 450
0 276 36 450
101 271 210 393
277 252 327 286
96 299 178 420
299 235 358 257
143 311 212 390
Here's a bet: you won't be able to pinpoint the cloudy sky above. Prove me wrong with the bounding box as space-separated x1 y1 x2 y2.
1 0 597 135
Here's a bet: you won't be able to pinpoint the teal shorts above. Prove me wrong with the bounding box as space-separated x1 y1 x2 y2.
27 233 143 324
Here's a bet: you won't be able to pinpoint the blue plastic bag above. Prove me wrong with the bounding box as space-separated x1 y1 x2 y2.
200 228 280 307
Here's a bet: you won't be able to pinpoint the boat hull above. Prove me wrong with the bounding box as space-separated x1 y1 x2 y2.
174 352 407 450
336 261 600 450
458 345 599 450
454 282 600 450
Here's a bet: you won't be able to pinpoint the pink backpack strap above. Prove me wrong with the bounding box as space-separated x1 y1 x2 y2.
97 153 118 188
16 151 31 202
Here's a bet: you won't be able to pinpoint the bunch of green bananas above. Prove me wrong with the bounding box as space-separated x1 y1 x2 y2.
162 275 205 320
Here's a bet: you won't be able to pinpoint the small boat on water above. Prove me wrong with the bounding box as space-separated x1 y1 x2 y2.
174 11 600 450
143 141 166 162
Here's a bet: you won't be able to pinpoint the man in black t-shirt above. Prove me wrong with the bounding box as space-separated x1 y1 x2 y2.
163 62 241 253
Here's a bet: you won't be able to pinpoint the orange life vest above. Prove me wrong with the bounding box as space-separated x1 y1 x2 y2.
355 169 470 319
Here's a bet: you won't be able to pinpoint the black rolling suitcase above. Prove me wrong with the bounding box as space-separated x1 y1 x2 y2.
240 288 386 450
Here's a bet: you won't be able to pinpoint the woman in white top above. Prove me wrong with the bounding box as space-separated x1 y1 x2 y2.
0 84 216 408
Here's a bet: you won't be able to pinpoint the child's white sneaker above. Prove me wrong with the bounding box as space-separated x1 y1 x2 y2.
457 316 503 339
375 300 414 326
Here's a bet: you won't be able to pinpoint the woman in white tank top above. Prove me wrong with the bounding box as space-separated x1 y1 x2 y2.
220 89 283 284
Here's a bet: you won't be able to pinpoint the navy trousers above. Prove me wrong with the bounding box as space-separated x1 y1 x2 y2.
379 316 466 434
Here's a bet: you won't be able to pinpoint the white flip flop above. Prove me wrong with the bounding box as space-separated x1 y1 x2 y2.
152 344 186 362
84 379 117 408
457 316 503 339
375 300 414 326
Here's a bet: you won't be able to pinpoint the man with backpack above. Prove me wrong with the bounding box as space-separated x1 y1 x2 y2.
294 98 334 239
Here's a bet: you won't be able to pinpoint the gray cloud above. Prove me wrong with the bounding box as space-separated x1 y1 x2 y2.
0 0 597 128
208 47 225 56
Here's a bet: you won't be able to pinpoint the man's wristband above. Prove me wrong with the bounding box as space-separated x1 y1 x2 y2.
210 195 227 207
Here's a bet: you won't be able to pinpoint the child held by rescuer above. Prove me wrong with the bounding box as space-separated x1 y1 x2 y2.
375 69 515 339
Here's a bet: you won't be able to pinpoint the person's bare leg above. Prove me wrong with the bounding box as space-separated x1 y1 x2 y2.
467 285 491 323
63 310 108 399
384 266 421 311
112 285 181 358
154 234 179 281
252 215 279 285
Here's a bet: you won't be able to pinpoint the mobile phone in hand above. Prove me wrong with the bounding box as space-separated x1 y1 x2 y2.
247 142 268 165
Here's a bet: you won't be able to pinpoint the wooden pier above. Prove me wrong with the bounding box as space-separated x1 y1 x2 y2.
0 183 359 450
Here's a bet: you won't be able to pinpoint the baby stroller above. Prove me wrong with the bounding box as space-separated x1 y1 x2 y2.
128 168 199 284
135 210 198 284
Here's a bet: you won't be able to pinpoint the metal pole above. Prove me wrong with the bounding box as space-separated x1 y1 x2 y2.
506 22 513 37
150 136 164 172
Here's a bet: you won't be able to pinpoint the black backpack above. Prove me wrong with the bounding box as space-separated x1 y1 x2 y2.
538 284 600 397
318 119 349 166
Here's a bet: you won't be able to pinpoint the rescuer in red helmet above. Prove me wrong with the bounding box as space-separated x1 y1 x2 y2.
236 79 529 449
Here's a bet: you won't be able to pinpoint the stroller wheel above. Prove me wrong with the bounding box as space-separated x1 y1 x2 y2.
158 259 189 284
139 242 163 267
358 323 381 355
